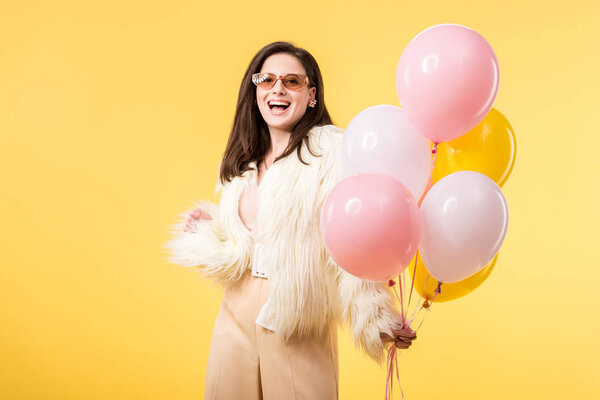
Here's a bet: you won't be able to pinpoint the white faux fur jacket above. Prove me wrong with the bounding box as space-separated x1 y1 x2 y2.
164 124 403 366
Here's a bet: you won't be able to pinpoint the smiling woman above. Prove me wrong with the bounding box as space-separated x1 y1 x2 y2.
165 41 415 400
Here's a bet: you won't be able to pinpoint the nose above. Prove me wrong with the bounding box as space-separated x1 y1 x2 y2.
272 78 287 94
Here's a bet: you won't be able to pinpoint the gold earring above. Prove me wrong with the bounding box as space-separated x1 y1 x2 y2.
308 99 317 108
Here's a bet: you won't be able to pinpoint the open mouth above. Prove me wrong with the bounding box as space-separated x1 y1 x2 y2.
268 100 290 115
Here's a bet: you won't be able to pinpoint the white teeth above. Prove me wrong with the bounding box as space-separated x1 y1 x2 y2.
268 101 290 106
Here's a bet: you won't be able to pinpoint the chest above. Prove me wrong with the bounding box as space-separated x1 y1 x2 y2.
225 131 332 250
237 164 267 243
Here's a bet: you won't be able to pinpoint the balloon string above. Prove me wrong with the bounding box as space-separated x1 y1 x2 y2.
415 307 429 330
409 264 435 334
385 343 404 400
386 142 438 400
417 142 438 207
410 282 442 328
408 271 431 325
407 142 438 331
421 273 431 301
402 268 406 316
386 275 438 399
405 249 420 318
409 300 425 330
398 272 405 325
391 279 405 326
415 291 437 330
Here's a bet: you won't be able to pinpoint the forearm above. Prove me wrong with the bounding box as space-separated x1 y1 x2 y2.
336 264 402 366
163 200 246 286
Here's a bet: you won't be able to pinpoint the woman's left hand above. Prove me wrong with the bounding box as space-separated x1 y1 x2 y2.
380 326 417 349
183 207 213 233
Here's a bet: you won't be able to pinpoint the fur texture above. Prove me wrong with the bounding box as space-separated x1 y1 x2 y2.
164 124 402 366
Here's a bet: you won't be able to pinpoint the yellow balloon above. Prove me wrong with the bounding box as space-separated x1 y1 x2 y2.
407 252 499 303
431 108 516 187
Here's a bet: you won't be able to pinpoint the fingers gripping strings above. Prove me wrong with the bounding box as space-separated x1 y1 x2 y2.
385 270 442 400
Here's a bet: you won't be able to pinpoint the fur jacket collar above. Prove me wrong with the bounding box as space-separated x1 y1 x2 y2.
165 124 402 365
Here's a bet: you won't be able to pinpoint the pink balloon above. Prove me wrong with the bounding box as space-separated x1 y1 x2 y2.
419 171 509 283
342 105 432 202
320 173 421 282
396 24 500 144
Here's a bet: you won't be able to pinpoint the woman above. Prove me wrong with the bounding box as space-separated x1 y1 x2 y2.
165 41 416 400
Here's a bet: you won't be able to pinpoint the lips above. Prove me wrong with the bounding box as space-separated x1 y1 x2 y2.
267 100 291 115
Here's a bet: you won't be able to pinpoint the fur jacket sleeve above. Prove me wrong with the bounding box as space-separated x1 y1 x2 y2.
163 161 253 286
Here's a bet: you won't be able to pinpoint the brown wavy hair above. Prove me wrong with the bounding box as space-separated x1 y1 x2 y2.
218 41 334 185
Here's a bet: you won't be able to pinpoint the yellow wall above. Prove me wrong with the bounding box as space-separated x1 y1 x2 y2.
1 0 598 398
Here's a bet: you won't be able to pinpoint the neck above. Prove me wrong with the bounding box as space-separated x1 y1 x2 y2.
265 126 292 165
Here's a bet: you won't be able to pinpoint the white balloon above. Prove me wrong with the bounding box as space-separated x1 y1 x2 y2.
419 171 509 283
341 105 432 202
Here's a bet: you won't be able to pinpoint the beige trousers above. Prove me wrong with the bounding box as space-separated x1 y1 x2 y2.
205 269 339 400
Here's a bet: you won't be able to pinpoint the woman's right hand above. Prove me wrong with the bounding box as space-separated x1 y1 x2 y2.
380 325 417 350
184 207 212 232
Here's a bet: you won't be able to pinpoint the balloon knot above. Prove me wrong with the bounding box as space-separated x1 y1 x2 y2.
388 279 396 287
423 299 431 309
434 281 443 295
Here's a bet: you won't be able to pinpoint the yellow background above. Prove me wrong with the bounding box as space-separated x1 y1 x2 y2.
1 0 598 398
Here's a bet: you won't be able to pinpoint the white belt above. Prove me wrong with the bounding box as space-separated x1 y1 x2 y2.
251 242 269 279
252 242 275 331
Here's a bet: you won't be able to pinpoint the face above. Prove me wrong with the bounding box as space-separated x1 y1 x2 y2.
255 53 316 134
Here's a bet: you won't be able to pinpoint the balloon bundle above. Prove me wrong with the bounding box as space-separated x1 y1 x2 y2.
320 24 515 399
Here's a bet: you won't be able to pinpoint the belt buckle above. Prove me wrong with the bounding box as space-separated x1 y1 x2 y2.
252 268 268 278
251 243 268 279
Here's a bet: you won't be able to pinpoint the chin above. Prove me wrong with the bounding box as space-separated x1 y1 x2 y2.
264 119 297 132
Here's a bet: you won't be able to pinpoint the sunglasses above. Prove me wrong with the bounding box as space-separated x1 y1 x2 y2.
251 72 310 90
